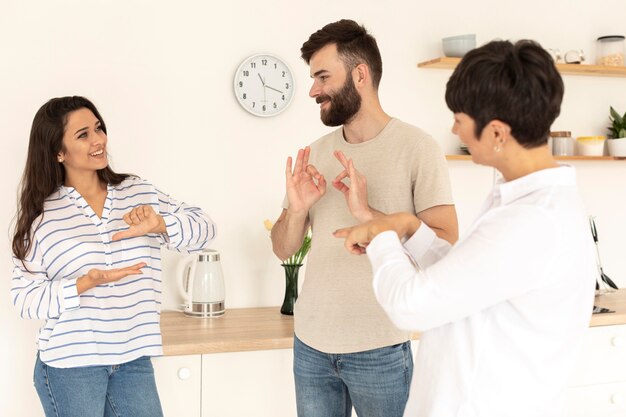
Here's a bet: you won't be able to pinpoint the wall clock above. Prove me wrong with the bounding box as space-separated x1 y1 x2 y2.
233 53 295 117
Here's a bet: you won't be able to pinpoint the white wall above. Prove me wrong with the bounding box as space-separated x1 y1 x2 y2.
2 0 626 415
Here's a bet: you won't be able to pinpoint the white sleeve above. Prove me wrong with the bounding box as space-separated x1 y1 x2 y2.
368 205 557 331
156 188 217 253
403 222 452 268
10 239 80 320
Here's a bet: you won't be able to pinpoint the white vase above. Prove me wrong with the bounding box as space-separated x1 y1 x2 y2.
607 137 626 157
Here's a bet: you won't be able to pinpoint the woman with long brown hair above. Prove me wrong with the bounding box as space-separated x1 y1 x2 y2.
11 96 216 417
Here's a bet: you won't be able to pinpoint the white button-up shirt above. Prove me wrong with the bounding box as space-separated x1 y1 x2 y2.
367 165 596 417
11 177 216 368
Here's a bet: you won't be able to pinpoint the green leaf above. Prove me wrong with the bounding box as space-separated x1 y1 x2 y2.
610 107 622 125
619 128 626 138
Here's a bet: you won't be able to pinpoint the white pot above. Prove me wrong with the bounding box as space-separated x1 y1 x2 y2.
607 137 626 157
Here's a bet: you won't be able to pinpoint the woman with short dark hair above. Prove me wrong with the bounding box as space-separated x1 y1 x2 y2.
335 40 596 417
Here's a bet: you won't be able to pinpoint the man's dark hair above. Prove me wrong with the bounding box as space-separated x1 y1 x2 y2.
301 19 383 89
445 40 564 148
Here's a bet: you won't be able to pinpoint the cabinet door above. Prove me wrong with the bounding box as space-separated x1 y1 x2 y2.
569 324 626 386
565 381 626 417
153 355 202 417
201 349 296 417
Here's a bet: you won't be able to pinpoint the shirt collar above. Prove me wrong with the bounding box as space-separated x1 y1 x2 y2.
494 164 577 205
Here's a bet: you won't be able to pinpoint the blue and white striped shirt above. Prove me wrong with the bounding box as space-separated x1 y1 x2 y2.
11 177 216 368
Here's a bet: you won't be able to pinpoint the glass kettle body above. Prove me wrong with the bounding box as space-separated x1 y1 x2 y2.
177 249 225 317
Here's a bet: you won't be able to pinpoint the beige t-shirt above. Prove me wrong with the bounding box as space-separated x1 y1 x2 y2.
284 118 454 353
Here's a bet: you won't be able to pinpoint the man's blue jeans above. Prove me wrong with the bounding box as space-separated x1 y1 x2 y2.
34 354 163 417
294 336 413 417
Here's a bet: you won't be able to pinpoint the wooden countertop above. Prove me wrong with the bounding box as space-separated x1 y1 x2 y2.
161 289 626 356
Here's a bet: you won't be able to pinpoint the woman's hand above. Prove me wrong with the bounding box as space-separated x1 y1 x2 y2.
111 205 166 241
333 213 422 255
77 262 147 294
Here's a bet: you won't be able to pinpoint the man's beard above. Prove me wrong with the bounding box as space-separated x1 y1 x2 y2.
317 77 362 127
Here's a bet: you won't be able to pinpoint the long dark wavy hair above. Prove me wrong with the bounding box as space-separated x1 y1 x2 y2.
13 96 129 260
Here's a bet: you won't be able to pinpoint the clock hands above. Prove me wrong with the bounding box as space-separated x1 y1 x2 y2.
257 72 282 94
264 84 284 94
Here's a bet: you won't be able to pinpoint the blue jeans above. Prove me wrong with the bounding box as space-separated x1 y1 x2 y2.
34 354 163 417
293 336 413 417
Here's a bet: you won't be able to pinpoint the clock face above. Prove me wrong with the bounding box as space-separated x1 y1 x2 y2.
234 54 295 117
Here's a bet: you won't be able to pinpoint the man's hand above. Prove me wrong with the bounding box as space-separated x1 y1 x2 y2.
77 262 147 294
111 206 166 241
285 146 327 216
334 213 422 255
332 150 380 222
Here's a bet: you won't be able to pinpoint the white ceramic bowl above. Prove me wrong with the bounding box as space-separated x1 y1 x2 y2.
442 34 477 58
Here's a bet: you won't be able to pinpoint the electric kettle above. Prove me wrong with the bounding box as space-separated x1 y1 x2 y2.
177 249 225 318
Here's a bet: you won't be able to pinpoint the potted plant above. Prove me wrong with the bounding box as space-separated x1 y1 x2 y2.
607 106 626 157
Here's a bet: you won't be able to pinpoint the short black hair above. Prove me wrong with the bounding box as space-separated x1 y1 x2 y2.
301 19 383 89
445 40 564 148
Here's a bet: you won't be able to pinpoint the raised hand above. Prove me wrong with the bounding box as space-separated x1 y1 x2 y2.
111 205 166 241
332 150 378 222
77 262 147 293
285 146 327 216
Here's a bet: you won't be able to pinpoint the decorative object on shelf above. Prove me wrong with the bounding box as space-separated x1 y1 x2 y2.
441 34 476 58
576 136 606 156
596 35 625 67
607 106 626 156
564 49 585 64
547 48 585 64
264 220 312 315
589 216 618 294
551 131 575 156
234 53 295 117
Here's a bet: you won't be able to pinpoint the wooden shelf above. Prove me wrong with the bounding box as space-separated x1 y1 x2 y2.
446 155 626 161
418 57 626 77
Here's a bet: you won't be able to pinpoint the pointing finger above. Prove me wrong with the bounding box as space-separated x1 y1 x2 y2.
333 227 351 238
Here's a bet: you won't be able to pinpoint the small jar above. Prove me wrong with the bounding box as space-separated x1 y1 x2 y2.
576 136 606 156
551 131 575 156
596 35 625 66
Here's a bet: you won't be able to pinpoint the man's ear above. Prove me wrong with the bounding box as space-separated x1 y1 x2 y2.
354 63 369 87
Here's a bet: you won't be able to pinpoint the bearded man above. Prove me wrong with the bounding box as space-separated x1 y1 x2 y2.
270 19 459 417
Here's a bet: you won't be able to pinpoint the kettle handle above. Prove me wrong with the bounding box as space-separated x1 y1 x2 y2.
176 255 195 304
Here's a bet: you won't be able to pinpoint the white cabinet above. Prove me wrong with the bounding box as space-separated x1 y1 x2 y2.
566 324 626 417
151 327 626 417
153 354 202 417
201 349 296 417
